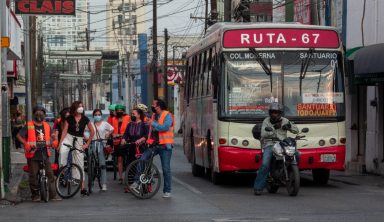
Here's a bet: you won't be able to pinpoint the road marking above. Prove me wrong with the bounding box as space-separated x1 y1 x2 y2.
172 176 203 195
212 217 290 222
158 168 202 194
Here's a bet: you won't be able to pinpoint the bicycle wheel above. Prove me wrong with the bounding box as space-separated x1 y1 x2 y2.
88 156 95 194
126 159 161 199
55 164 83 199
40 176 49 202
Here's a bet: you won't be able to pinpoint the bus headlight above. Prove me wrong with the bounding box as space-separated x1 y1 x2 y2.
231 138 238 145
329 138 337 145
319 139 326 147
242 140 249 146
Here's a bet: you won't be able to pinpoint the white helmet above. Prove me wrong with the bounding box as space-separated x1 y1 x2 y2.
136 103 149 113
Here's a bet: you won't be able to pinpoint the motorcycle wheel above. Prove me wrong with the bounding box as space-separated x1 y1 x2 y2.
286 165 300 196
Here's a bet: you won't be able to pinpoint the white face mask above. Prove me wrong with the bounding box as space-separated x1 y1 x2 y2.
77 107 84 114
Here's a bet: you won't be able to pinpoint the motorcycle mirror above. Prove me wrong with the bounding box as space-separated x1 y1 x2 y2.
265 127 273 132
301 128 309 133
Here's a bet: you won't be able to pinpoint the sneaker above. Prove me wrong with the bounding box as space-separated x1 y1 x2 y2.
32 196 41 202
102 184 107 191
81 189 89 196
254 189 262 196
49 196 62 201
162 192 171 198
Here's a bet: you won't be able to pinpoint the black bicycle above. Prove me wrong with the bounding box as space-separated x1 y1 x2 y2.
87 139 108 193
55 138 85 198
126 145 161 199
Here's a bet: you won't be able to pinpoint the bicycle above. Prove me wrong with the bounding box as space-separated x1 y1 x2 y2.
55 137 85 198
126 145 161 199
22 148 59 202
87 138 109 193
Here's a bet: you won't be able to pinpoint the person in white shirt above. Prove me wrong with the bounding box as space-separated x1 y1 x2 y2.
89 109 114 191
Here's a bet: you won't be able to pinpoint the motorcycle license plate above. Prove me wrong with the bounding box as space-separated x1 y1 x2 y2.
320 154 336 162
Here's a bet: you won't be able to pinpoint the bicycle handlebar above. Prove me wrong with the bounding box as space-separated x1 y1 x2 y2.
63 143 86 153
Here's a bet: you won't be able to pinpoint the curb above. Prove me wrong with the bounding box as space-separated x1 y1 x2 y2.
3 163 25 204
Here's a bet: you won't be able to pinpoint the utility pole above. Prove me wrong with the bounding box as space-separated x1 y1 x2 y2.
152 0 158 99
0 0 6 199
205 0 208 33
224 0 232 22
163 28 169 105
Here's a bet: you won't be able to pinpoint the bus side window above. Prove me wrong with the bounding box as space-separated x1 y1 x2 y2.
212 54 219 100
186 61 191 104
196 54 202 98
207 47 213 95
191 56 196 98
201 50 207 96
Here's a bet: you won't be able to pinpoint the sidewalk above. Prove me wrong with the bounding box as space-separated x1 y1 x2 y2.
3 148 27 204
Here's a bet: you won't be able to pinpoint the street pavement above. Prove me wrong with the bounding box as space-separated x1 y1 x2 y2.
1 137 384 221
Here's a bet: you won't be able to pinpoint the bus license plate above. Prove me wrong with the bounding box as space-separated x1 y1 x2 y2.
320 154 336 163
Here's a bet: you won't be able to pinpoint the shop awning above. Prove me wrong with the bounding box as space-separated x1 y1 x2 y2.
354 43 384 84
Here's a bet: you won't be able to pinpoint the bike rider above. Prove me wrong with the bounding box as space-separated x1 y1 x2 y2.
253 103 299 196
16 106 62 202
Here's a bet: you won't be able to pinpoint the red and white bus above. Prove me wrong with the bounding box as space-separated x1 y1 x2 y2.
183 23 346 184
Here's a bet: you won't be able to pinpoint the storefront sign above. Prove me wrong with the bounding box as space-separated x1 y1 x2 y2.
1 37 10 48
223 28 339 49
297 103 337 117
302 93 344 104
15 0 76 15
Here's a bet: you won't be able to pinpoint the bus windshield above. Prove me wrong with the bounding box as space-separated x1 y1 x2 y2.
221 51 345 120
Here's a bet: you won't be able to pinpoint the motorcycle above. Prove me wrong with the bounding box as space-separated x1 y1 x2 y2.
262 126 308 196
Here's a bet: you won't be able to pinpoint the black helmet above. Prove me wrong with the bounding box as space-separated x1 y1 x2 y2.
33 106 46 115
268 103 284 114
268 103 283 123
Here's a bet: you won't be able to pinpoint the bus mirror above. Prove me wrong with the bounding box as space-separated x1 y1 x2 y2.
265 127 273 132
252 124 262 140
301 128 309 133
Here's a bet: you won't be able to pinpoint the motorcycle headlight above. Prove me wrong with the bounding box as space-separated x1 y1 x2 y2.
272 143 283 157
285 146 296 156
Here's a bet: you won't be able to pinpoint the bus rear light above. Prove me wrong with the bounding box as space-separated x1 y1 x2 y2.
242 140 249 146
219 138 227 145
329 138 337 144
318 140 326 146
231 138 238 145
340 137 346 144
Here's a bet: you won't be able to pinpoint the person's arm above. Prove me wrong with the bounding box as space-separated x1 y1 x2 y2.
59 121 68 146
121 123 130 144
261 118 276 139
83 121 95 149
104 122 114 139
16 127 30 151
151 113 172 132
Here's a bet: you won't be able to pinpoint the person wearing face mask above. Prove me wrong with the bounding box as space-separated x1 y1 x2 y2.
111 104 131 183
89 109 114 191
121 108 148 192
16 106 61 202
130 99 174 198
59 101 95 196
107 104 116 125
12 112 25 151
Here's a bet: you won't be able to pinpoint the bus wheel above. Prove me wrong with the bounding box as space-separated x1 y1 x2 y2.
211 170 222 185
312 169 330 185
191 138 205 177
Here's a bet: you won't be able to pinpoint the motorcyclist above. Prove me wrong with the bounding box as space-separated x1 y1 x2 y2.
253 103 299 195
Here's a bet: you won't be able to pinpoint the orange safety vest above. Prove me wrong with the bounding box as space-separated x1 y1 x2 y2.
112 115 130 145
107 115 113 125
154 111 174 145
25 121 52 159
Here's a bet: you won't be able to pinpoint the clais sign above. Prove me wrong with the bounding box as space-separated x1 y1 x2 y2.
15 0 76 15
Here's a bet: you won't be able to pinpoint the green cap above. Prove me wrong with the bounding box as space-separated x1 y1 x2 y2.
115 104 126 111
108 104 117 111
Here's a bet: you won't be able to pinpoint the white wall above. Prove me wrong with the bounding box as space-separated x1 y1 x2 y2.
346 0 384 49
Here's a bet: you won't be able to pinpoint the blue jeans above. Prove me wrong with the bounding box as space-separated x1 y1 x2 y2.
253 145 300 191
140 144 172 193
89 141 107 185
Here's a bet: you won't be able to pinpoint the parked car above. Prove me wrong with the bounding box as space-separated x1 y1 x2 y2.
45 112 55 122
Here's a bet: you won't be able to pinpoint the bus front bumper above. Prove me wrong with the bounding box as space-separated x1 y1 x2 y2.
217 145 345 172
298 145 346 171
218 146 262 172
